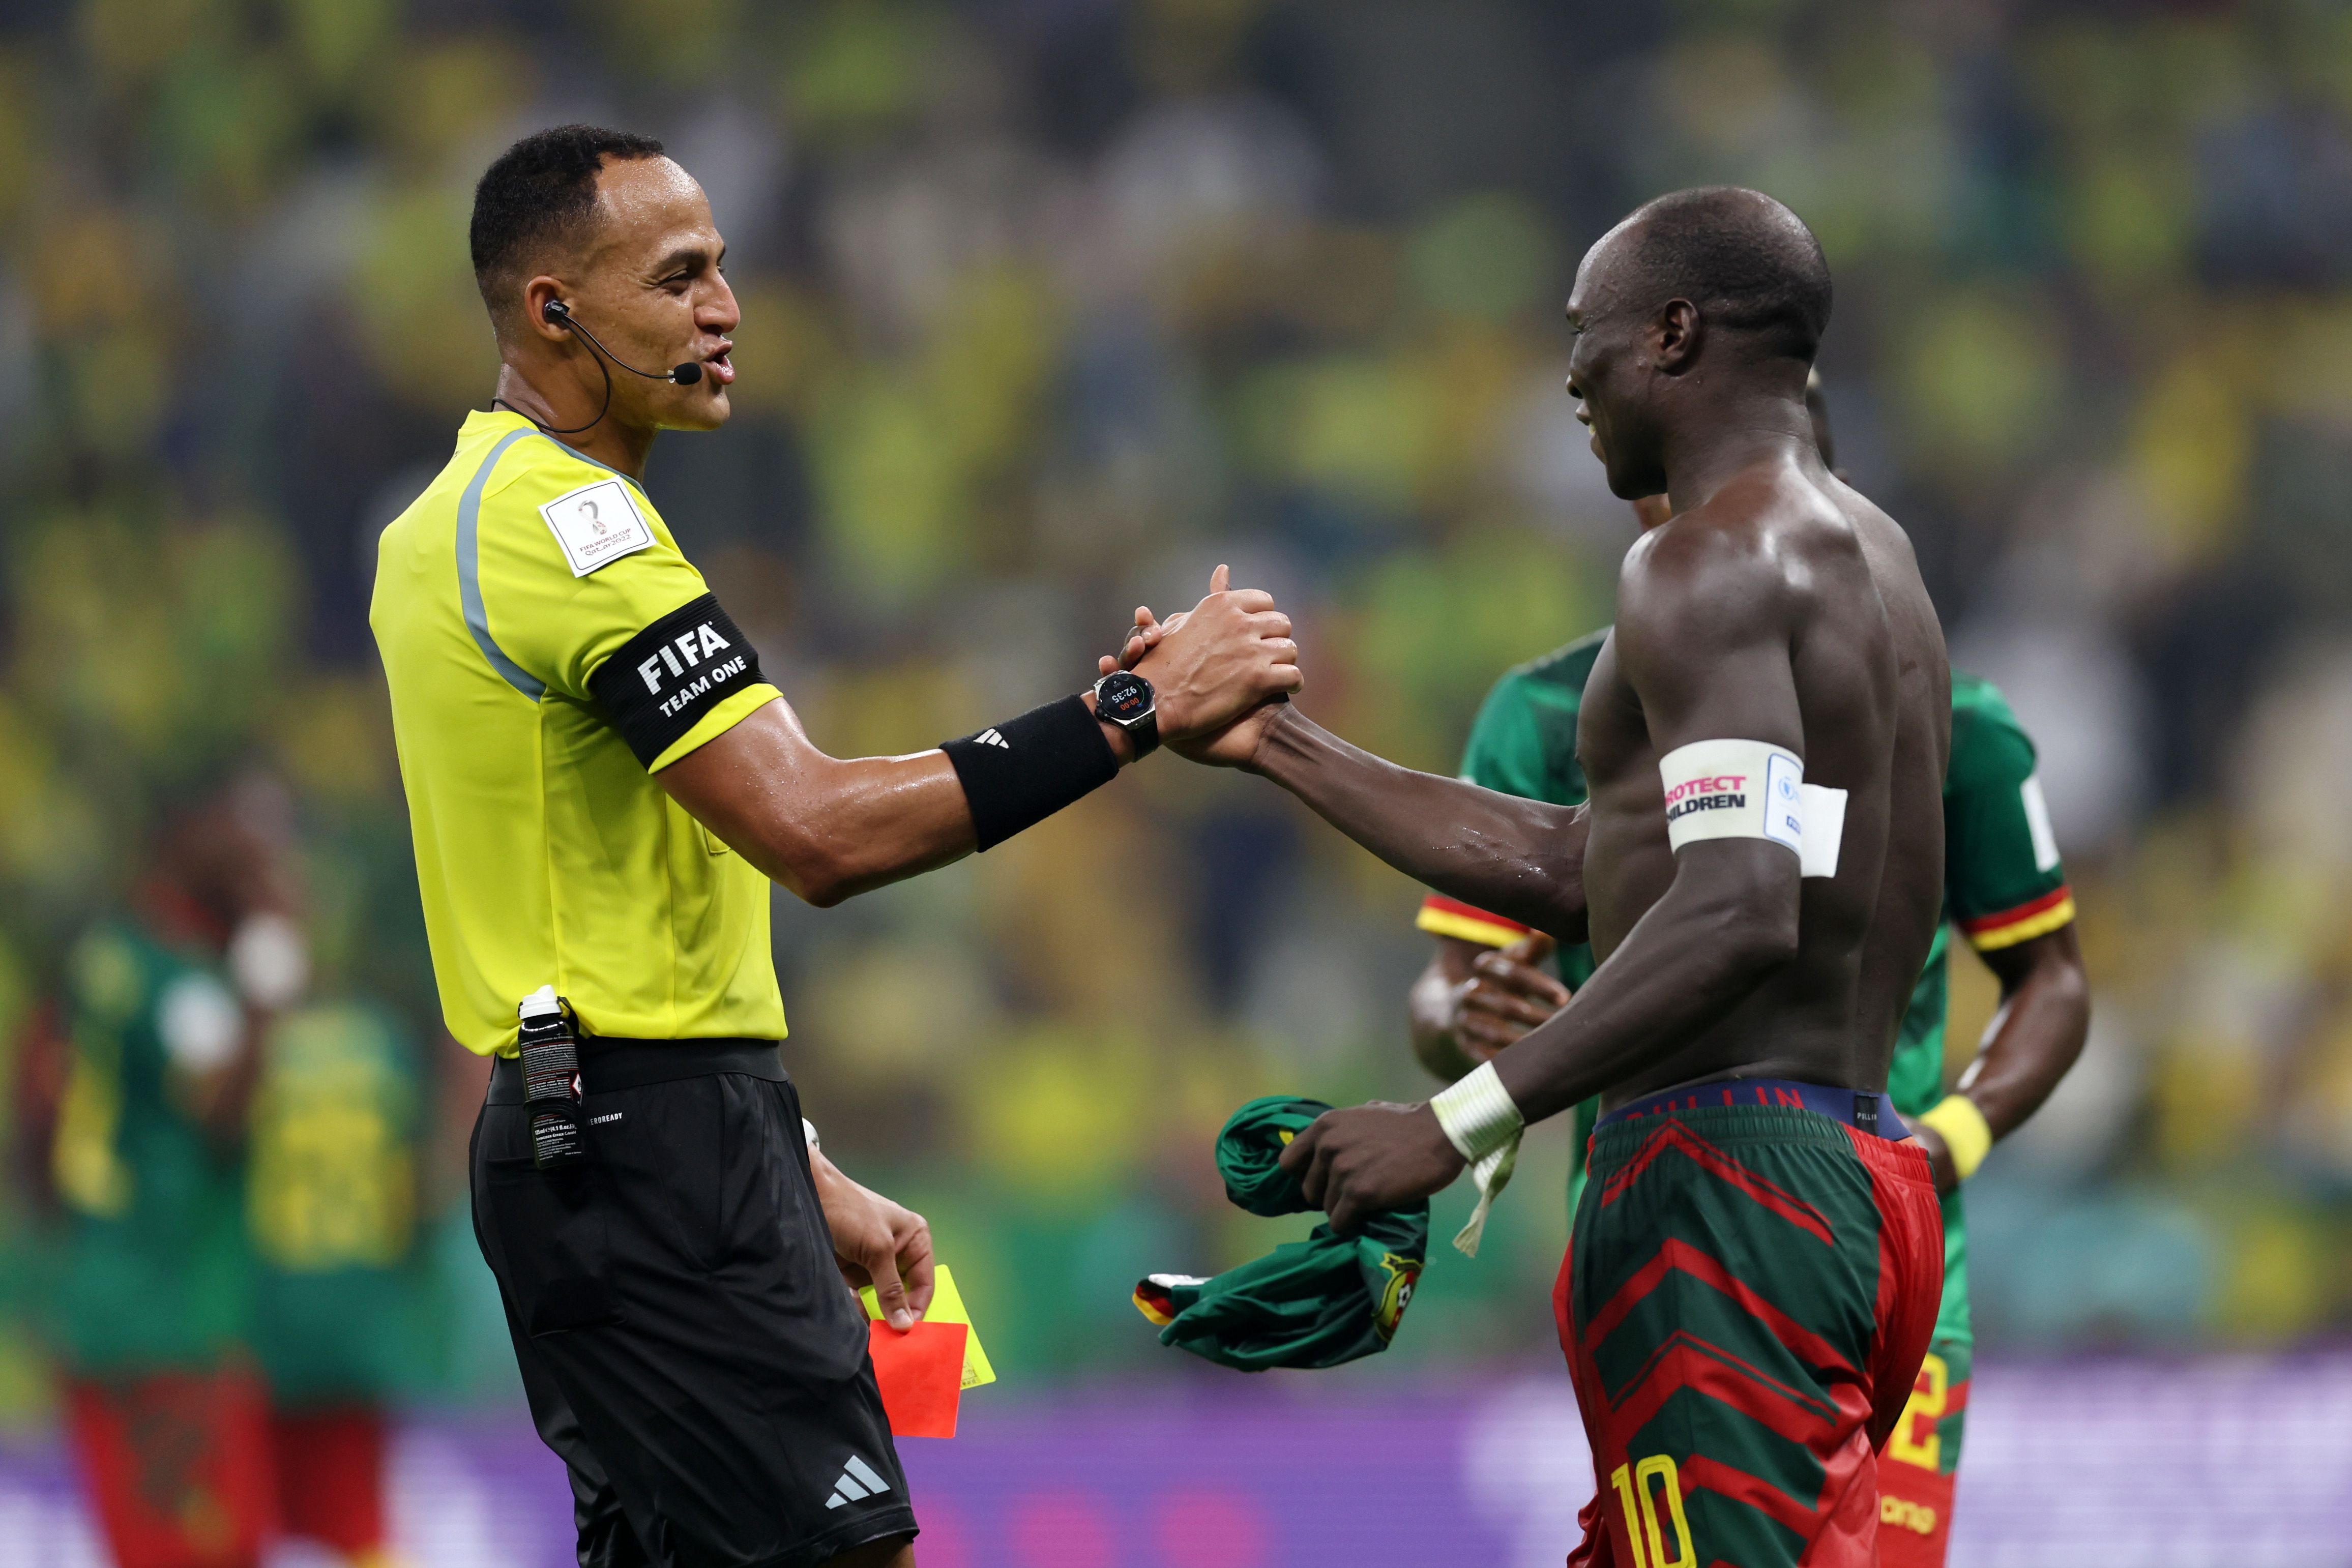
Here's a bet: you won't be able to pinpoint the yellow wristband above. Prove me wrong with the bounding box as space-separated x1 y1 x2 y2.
1916 1094 1993 1181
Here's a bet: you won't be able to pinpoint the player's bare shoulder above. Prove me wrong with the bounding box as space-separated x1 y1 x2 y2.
1827 478 1949 718
1611 464 1864 690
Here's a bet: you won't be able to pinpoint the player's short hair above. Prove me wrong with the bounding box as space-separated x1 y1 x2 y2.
1613 187 1831 362
470 125 667 329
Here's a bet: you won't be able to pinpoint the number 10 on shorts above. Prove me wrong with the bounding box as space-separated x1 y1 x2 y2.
1609 1454 1696 1568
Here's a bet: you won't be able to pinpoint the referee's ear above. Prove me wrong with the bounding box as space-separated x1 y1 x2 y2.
523 276 573 344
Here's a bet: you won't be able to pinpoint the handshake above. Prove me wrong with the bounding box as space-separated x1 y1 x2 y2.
1096 564 1304 770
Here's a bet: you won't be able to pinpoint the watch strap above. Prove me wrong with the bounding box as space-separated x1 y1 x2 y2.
1128 705 1160 757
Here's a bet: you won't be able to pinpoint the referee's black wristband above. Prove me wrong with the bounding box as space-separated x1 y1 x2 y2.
940 694 1120 851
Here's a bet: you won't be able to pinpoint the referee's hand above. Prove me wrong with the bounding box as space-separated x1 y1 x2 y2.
810 1148 937 1330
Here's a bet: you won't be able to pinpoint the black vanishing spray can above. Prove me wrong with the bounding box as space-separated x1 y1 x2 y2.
519 986 586 1170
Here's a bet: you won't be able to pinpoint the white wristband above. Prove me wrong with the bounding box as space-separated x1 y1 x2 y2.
803 1117 819 1150
1431 1060 1523 1162
1431 1062 1526 1260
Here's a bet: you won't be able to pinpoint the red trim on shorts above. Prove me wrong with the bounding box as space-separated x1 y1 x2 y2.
1842 1125 1945 1455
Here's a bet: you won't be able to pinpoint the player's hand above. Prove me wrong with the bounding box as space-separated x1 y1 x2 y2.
811 1149 937 1331
1099 605 1178 675
1912 1123 1960 1196
1450 933 1569 1060
1278 1101 1465 1236
1167 685 1299 769
1132 565 1303 745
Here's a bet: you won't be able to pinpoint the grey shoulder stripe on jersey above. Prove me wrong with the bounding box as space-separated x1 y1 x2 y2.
527 430 653 504
456 427 548 701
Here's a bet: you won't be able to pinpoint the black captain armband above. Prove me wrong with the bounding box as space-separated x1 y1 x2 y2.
940 694 1120 851
590 593 768 768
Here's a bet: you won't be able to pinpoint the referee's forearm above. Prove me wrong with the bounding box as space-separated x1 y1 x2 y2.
660 689 1155 905
723 753 978 907
659 716 980 906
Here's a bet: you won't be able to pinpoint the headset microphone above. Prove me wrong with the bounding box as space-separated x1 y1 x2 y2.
494 300 708 435
543 300 703 384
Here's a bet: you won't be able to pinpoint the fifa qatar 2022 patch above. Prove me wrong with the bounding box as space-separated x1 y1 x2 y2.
590 593 766 767
1659 737 1846 877
540 477 655 577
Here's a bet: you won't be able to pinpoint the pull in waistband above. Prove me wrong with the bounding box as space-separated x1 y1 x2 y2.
486 1037 785 1105
1596 1077 1908 1141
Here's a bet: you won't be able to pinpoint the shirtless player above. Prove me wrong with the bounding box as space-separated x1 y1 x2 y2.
1402 372 2089 1564
1142 188 1951 1564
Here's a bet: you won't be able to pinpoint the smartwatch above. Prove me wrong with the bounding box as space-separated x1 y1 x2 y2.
1091 670 1159 757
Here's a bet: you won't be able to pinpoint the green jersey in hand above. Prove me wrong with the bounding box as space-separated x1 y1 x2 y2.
1134 1096 1427 1371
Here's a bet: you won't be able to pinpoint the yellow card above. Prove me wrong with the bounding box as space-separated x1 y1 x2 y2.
862 1263 996 1390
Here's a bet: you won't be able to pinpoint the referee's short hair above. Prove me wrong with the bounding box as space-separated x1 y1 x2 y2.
1612 187 1831 363
471 124 667 334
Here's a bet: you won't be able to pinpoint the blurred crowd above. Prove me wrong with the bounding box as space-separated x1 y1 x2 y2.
4 0 2352 1449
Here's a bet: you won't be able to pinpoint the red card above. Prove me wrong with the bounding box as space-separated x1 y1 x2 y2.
867 1320 968 1438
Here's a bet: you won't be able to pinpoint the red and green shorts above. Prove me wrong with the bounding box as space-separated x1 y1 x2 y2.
1554 1102 1944 1568
66 1365 274 1568
66 1368 391 1567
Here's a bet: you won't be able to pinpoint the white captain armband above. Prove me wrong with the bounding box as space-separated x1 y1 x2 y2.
1658 738 1846 878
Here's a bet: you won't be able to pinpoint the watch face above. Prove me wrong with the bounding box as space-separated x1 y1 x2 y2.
1097 670 1153 726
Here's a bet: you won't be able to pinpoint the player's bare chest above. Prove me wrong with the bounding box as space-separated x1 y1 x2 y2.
1574 636 1656 802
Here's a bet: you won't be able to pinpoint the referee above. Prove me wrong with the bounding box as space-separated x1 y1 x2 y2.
370 126 1300 1568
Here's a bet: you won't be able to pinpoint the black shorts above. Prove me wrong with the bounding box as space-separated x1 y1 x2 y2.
471 1040 916 1568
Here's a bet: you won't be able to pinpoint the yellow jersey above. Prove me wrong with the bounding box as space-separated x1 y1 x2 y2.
371 410 787 1056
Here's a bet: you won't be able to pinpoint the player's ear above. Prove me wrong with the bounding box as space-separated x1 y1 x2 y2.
1654 298 1702 374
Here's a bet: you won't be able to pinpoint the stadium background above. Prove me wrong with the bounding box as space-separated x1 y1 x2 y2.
3 0 2352 1562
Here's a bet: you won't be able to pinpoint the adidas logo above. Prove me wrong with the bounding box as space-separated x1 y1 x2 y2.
825 1454 893 1510
975 728 1009 748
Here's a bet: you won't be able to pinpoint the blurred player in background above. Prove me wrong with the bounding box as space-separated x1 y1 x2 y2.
1404 375 2091 1564
25 774 308 1568
19 774 437 1567
244 997 432 1568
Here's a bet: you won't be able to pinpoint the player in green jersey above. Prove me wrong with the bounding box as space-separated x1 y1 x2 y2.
1405 378 2091 1565
30 775 309 1568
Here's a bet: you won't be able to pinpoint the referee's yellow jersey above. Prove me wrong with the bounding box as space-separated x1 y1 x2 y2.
371 410 788 1056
